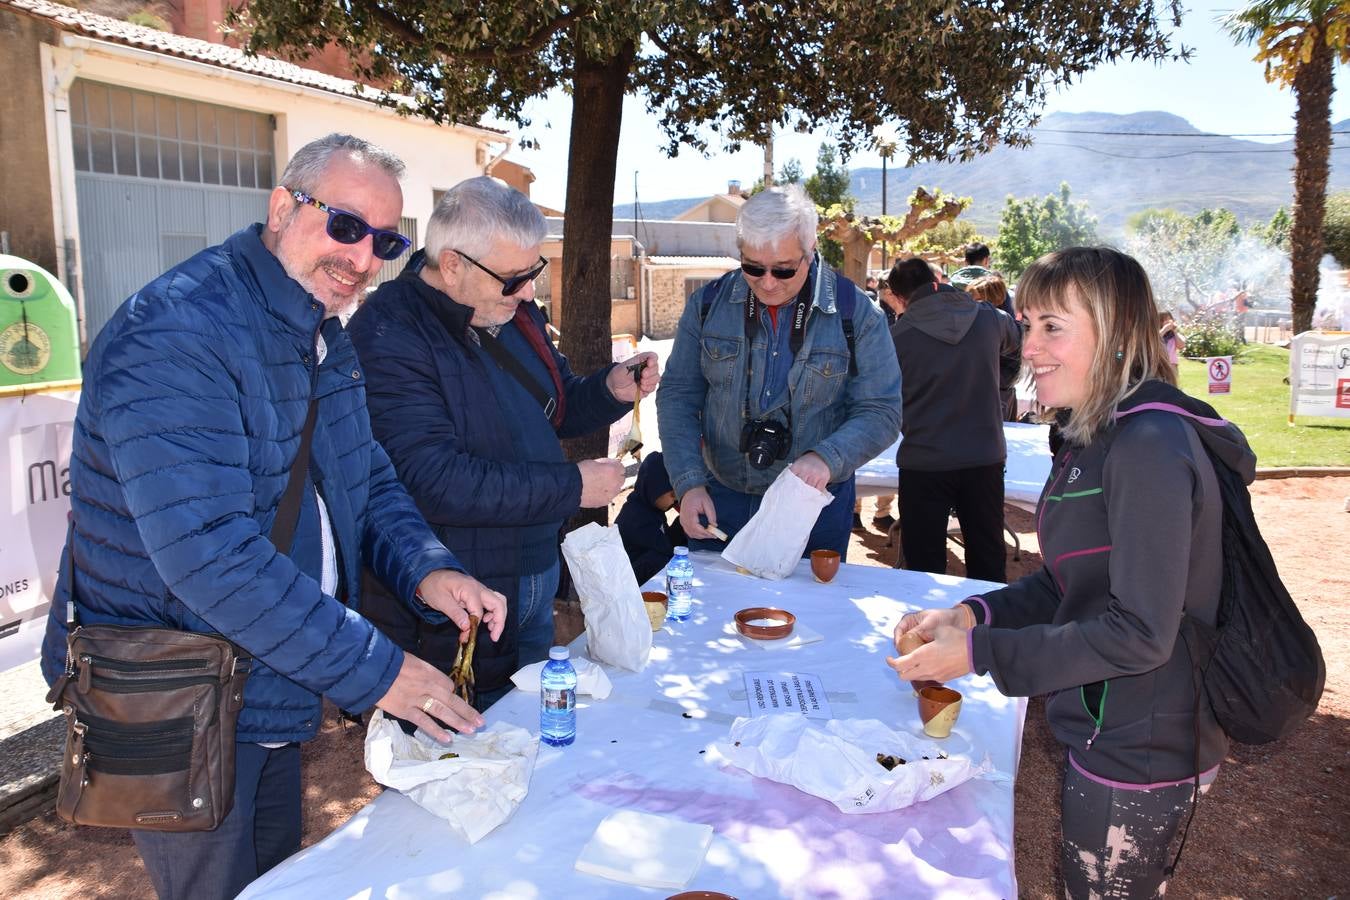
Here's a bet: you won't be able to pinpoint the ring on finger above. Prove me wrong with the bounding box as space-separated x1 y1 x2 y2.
421 696 436 714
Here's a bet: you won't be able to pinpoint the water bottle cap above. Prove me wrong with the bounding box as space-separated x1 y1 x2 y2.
674 546 689 555
548 646 569 660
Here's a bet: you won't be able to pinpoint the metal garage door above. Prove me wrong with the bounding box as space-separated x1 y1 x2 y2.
69 79 274 342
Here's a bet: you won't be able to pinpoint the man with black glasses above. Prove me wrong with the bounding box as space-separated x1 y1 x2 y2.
42 133 507 900
656 183 901 557
349 176 658 708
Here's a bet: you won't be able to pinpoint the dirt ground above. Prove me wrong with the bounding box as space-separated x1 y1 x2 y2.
2 476 1347 898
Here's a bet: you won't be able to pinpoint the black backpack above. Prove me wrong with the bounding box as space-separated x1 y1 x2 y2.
1116 387 1325 745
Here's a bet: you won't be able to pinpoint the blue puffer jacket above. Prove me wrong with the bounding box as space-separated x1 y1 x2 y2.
40 225 460 743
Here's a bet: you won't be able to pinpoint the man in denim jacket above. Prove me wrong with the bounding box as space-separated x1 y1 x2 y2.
656 184 902 555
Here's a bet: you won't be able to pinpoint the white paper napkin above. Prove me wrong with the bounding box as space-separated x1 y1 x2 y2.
574 809 714 890
510 656 613 699
722 619 824 651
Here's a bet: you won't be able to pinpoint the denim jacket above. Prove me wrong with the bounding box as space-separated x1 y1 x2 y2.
656 256 902 497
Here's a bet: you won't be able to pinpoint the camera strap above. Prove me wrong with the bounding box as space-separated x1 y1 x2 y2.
741 277 813 428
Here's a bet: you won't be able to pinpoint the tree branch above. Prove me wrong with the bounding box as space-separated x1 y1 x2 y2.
357 0 589 62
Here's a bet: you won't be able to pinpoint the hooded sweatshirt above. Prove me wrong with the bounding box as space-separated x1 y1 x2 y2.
891 283 1021 470
962 380 1257 787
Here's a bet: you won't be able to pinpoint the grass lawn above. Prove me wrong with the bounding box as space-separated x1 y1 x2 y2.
1176 344 1350 468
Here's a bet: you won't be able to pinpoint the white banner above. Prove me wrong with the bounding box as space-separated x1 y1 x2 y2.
0 388 79 673
1289 331 1350 420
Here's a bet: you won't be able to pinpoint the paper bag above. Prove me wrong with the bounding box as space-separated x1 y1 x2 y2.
364 711 537 844
715 714 994 814
561 522 651 671
511 656 613 699
721 468 832 579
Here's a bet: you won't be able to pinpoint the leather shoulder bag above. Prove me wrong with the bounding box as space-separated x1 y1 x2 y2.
45 398 318 831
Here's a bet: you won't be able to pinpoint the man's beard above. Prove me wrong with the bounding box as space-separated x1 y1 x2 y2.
276 239 371 318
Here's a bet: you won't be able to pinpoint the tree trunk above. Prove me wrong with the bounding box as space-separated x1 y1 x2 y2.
1288 24 1334 335
558 36 636 557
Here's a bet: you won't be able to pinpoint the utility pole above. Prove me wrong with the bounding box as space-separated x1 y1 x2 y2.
875 133 898 270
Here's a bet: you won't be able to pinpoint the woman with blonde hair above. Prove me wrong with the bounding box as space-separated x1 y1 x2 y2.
888 246 1257 897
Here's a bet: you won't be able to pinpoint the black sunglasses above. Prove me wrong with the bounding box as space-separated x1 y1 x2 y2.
741 254 806 280
288 189 411 261
456 250 549 296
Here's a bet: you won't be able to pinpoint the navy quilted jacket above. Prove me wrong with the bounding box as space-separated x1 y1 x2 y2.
40 225 460 742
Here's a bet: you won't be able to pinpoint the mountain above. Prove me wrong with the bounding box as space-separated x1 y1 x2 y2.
614 111 1350 237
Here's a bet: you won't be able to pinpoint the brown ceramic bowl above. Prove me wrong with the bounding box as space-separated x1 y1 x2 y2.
734 607 796 640
667 893 738 900
642 591 669 631
809 549 841 583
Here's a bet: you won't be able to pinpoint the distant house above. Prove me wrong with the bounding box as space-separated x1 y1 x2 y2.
673 181 747 223
0 0 528 349
542 211 740 340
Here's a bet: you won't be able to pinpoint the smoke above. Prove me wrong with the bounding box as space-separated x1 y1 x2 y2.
1315 255 1350 330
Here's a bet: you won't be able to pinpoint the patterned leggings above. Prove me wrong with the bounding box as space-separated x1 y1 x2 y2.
1060 761 1214 899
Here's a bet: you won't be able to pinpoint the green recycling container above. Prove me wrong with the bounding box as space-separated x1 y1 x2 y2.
0 254 81 387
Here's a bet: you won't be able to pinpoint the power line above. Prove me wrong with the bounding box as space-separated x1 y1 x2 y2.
1039 127 1350 138
1036 140 1350 160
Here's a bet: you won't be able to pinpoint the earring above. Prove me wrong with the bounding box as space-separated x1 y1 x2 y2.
1114 349 1124 360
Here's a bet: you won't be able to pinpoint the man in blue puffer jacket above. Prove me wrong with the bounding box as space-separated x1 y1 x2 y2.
41 134 506 900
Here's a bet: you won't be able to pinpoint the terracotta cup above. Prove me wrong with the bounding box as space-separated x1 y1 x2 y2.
810 549 841 583
917 685 963 738
896 631 936 693
642 591 668 631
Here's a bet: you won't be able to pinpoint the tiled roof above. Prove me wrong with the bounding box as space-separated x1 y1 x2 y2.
2 0 506 134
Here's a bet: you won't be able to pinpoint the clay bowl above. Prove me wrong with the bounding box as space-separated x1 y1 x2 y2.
734 607 796 640
642 591 669 630
917 684 963 739
667 892 738 900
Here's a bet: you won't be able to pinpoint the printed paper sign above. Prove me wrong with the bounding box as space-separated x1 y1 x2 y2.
1206 356 1232 395
743 671 832 720
1289 332 1350 419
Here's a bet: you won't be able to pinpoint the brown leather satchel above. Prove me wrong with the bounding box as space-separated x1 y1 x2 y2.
45 398 317 831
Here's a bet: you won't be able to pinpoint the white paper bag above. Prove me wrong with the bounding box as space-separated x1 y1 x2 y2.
561 522 651 671
715 714 993 814
364 711 537 844
721 467 832 579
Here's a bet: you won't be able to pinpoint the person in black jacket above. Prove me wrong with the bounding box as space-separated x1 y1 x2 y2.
348 177 659 708
888 257 1020 582
615 452 688 585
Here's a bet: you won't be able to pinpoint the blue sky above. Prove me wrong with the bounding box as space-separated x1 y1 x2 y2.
497 6 1349 211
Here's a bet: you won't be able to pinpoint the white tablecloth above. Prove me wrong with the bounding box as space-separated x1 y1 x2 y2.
854 422 1053 511
241 554 1027 899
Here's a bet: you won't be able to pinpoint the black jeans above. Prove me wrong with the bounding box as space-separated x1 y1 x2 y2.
132 742 302 900
897 462 1006 583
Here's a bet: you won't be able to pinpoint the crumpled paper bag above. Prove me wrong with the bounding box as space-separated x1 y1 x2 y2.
715 714 994 814
561 522 651 672
364 711 537 844
511 656 613 699
721 467 833 579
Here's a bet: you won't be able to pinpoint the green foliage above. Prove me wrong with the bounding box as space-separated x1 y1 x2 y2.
1323 193 1350 266
1175 345 1350 466
995 183 1098 279
805 143 853 266
908 219 984 258
1256 206 1292 250
1179 307 1246 359
749 158 804 194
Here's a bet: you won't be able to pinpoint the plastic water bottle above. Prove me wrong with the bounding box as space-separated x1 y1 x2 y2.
665 547 695 621
539 646 577 747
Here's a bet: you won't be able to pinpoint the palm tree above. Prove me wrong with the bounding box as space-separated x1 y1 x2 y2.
1223 2 1349 335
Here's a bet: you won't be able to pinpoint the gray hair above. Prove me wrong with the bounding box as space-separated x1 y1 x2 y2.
424 176 546 264
737 182 818 255
278 133 406 195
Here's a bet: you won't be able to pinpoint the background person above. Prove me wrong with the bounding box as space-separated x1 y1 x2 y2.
967 273 1024 421
615 451 688 584
890 246 1255 898
656 183 901 557
888 257 1019 582
348 176 657 709
40 134 506 900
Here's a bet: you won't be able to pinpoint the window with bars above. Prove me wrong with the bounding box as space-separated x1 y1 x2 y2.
69 80 275 188
684 277 715 297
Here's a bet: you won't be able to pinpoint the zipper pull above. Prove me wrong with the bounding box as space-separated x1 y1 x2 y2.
77 655 92 693
1085 723 1101 750
45 671 71 709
